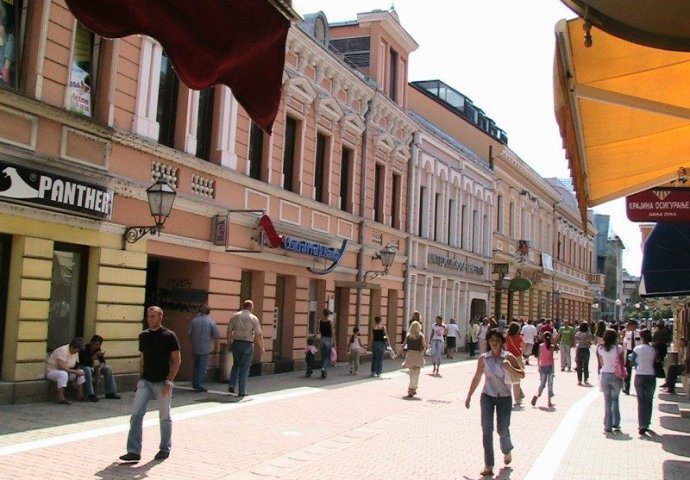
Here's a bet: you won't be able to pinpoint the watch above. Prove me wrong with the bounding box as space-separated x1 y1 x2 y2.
165 380 174 386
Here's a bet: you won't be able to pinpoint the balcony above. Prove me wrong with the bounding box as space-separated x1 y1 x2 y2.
588 273 606 287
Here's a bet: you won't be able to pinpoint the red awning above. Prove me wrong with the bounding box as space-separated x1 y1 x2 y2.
65 0 296 133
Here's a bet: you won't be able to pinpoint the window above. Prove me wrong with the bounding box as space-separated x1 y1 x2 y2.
157 51 179 148
374 164 385 223
0 0 23 90
68 23 98 116
448 199 456 245
472 209 478 252
496 195 503 233
315 133 328 203
418 186 426 237
340 147 353 212
47 244 88 351
461 205 467 249
389 48 398 102
282 116 298 192
391 173 401 229
195 87 215 160
434 193 442 242
248 121 264 180
509 201 515 238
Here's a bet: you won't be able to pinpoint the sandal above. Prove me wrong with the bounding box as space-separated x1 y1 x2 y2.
480 466 494 476
57 399 71 405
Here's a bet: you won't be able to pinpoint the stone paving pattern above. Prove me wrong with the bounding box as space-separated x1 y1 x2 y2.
0 355 688 480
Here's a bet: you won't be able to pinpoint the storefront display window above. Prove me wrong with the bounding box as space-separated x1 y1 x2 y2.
47 244 87 351
0 234 10 372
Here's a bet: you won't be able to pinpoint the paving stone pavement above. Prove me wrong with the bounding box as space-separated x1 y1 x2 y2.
0 355 688 480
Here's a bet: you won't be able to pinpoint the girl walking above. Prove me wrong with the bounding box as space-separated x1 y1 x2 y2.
597 329 624 433
400 320 426 398
348 327 363 375
632 329 657 435
370 316 389 378
575 322 593 385
429 316 447 375
466 330 524 477
531 331 555 408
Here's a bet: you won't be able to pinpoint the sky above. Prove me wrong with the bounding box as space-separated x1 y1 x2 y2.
292 0 643 276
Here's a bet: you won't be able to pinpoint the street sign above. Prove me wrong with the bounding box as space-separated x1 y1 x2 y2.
626 187 690 222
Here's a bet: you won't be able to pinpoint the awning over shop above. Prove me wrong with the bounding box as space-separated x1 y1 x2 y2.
554 18 690 225
639 222 690 297
64 0 299 133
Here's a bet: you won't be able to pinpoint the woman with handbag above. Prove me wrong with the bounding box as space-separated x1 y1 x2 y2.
632 329 658 435
505 322 525 406
466 329 524 477
400 320 426 398
597 329 625 433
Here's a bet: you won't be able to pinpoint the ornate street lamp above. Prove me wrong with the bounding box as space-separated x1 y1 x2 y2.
364 243 397 281
123 179 177 246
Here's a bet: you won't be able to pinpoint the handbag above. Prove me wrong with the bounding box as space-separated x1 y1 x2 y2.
330 346 337 363
653 345 666 378
614 347 628 380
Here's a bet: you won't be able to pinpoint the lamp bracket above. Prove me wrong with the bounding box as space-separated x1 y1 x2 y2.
364 269 387 281
123 225 161 248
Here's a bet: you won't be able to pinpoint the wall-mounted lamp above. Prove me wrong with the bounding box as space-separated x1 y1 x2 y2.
364 243 397 281
123 179 177 246
592 303 599 310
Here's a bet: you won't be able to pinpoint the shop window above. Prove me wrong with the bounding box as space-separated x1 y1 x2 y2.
240 270 253 307
47 244 88 351
0 234 11 373
195 87 215 160
418 186 425 237
157 51 179 148
0 0 24 90
339 147 353 213
308 279 319 335
248 121 265 180
434 193 441 242
68 23 99 117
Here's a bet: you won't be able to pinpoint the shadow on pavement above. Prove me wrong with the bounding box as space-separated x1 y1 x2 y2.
94 460 160 480
662 434 690 457
661 415 690 433
663 459 690 479
659 392 690 403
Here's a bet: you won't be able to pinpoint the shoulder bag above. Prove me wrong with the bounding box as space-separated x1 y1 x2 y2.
614 346 628 380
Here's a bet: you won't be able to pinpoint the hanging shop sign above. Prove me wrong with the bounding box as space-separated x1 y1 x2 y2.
258 214 348 275
428 253 484 275
626 187 690 222
0 161 112 219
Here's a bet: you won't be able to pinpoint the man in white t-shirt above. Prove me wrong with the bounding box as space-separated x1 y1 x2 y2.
445 319 460 359
521 320 538 365
45 337 86 404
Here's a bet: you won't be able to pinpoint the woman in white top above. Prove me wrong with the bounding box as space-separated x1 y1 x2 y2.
445 319 460 359
429 316 447 375
632 329 657 435
596 329 624 433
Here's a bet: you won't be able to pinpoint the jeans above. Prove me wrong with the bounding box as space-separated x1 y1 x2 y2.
469 341 477 357
126 379 172 455
371 341 386 375
305 352 315 376
82 365 118 395
480 393 513 467
575 348 590 383
229 341 254 395
192 354 210 389
559 344 572 369
624 350 633 392
430 339 444 364
601 372 623 429
538 365 554 398
634 374 656 429
320 337 333 371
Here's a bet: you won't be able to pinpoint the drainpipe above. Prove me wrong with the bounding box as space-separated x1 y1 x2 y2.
355 92 376 328
403 131 421 333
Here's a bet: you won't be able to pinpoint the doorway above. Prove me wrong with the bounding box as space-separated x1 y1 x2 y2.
334 287 350 358
0 235 11 374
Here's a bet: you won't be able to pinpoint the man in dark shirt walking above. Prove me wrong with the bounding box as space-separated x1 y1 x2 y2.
119 306 181 462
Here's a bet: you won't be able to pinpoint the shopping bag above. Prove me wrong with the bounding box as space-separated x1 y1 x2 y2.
330 346 338 363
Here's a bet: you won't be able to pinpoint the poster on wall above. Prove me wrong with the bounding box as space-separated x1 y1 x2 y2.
68 63 92 116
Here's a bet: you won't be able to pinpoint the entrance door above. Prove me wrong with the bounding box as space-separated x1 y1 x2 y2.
0 235 11 374
273 275 285 362
334 287 350 358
